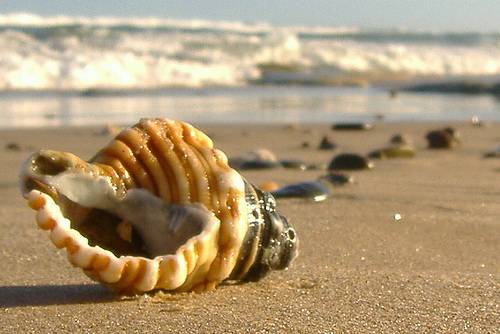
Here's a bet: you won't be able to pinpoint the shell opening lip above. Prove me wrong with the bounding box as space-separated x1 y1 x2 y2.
21 151 212 260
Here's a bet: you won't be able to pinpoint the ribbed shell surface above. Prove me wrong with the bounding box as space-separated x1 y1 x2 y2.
88 119 248 290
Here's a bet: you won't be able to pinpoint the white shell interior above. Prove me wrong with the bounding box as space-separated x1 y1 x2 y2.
27 190 220 292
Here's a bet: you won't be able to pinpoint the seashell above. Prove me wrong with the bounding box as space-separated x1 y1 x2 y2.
328 153 374 171
19 118 298 294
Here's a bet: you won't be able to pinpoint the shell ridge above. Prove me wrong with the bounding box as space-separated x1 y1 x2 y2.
110 139 156 192
192 145 248 283
93 156 135 190
142 121 188 203
135 122 176 202
93 147 139 189
185 143 217 212
163 121 199 203
117 128 162 197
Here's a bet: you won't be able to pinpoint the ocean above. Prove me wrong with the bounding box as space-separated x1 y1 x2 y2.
1 13 499 127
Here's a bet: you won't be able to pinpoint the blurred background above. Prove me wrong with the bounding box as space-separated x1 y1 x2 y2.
1 0 500 127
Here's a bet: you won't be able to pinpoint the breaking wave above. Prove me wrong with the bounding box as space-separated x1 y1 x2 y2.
1 13 500 91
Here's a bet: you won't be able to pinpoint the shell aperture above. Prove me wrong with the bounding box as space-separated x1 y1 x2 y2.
19 118 298 293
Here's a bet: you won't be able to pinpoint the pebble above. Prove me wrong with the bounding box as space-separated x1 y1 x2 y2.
389 133 412 146
426 127 460 149
5 142 21 151
95 124 122 136
271 181 330 202
318 172 354 186
318 136 337 150
328 153 374 170
368 145 415 159
483 147 500 158
230 148 281 170
239 160 281 170
258 181 280 192
280 159 308 170
331 123 373 131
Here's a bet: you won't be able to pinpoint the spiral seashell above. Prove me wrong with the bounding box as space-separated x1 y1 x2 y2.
19 118 298 294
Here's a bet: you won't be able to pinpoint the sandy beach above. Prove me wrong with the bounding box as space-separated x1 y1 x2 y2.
0 121 498 333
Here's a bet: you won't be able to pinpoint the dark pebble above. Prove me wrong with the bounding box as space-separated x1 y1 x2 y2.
301 141 310 148
368 146 415 159
328 153 374 170
426 127 460 149
5 142 21 151
389 133 411 145
483 147 500 158
331 123 373 131
228 157 246 169
239 160 281 170
271 181 330 202
318 136 337 150
306 163 327 171
280 159 308 170
318 172 354 186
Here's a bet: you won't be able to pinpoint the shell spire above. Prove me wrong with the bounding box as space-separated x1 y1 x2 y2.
20 118 298 293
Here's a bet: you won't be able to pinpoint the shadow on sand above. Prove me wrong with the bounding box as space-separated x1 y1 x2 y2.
0 284 118 308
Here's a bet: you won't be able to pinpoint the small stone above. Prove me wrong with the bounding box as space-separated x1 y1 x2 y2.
231 148 281 170
389 133 412 146
318 172 354 186
368 145 415 159
239 160 280 170
328 153 374 171
96 124 122 136
247 148 278 163
301 141 310 148
271 181 330 202
284 124 300 131
258 181 280 192
426 127 460 149
280 159 308 170
318 136 337 150
5 142 21 151
331 123 373 131
483 146 500 158
306 163 327 170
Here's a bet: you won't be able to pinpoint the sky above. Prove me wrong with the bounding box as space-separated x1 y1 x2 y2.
1 0 499 31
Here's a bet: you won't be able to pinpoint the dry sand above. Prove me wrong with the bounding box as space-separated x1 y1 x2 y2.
0 121 499 333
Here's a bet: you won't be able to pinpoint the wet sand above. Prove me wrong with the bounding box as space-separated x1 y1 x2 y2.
0 121 499 333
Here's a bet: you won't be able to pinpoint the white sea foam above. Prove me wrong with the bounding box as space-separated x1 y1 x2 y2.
0 13 499 90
